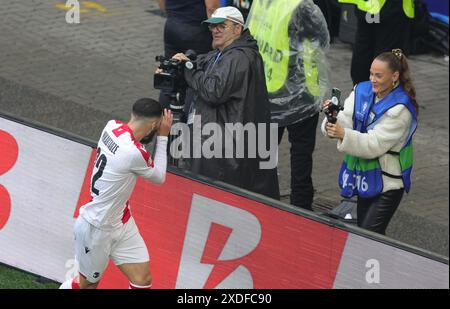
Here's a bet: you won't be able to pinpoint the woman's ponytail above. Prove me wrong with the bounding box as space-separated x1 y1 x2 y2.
376 49 419 115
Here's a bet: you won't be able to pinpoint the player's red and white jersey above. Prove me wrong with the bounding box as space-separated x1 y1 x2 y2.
80 120 167 230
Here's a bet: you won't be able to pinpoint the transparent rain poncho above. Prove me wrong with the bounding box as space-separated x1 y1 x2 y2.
247 0 330 127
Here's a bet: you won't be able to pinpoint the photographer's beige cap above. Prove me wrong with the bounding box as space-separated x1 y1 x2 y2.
202 6 245 26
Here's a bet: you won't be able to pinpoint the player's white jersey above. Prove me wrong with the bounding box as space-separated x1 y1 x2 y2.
80 120 167 230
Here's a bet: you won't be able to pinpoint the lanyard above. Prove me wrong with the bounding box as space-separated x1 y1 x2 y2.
188 51 222 122
206 51 222 74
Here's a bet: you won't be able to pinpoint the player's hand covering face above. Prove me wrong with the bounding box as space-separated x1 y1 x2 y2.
158 109 173 137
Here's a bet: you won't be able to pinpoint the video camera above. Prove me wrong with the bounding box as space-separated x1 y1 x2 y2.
153 50 197 167
153 49 197 94
324 88 343 124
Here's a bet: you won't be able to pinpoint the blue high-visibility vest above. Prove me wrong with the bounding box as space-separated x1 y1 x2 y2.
339 81 418 198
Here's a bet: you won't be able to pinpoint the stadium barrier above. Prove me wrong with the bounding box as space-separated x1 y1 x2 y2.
0 112 448 289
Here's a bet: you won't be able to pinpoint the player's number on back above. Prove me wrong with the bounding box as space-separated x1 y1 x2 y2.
91 148 107 195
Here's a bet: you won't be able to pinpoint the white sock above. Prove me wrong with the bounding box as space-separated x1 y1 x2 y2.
129 282 152 289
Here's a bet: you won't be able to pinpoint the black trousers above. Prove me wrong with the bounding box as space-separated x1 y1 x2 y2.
159 17 213 109
357 189 404 235
278 113 319 210
351 4 412 84
163 17 212 58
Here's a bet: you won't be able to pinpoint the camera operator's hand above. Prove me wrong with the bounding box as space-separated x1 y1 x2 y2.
322 99 331 112
323 99 337 116
158 109 173 137
326 122 345 140
172 53 190 62
322 99 338 122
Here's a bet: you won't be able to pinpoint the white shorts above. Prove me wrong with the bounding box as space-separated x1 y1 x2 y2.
74 216 149 283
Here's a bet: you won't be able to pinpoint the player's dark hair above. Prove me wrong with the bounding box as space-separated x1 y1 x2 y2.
132 98 162 119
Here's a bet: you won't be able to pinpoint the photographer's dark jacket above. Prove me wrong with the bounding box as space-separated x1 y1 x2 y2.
183 29 280 200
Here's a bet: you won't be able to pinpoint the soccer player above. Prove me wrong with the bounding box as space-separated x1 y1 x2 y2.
60 98 173 289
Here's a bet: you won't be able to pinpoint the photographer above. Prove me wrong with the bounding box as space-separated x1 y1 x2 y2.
157 0 221 109
172 7 280 200
322 50 418 235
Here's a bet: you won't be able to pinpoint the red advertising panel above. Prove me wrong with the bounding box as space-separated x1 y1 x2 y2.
75 152 348 289
1 115 448 289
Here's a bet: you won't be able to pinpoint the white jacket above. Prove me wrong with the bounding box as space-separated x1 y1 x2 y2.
321 91 413 193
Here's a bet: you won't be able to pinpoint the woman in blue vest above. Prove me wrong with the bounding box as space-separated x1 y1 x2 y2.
322 49 418 234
